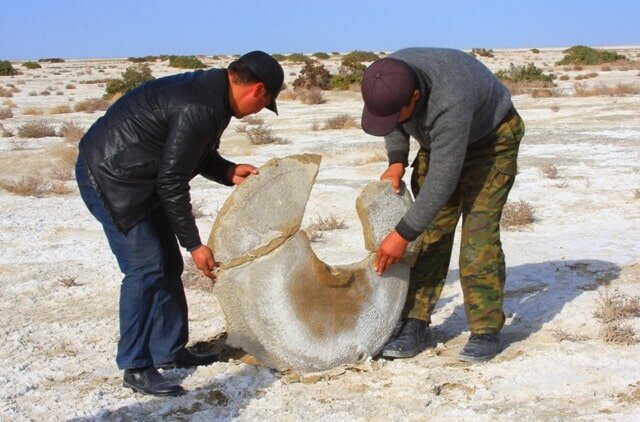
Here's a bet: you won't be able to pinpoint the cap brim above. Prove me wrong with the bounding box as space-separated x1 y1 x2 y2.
266 99 278 115
361 106 400 136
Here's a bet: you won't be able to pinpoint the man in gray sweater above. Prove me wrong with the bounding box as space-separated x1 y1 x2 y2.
361 48 525 362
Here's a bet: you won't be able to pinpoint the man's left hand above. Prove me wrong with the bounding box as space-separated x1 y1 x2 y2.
230 164 258 185
374 230 409 275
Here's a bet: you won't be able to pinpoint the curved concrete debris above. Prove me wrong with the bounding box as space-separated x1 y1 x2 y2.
207 154 420 372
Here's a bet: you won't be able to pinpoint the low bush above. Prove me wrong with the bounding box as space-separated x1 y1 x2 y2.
49 105 73 114
74 98 111 113
38 58 65 63
471 48 494 58
0 172 49 196
105 64 154 97
306 214 347 231
58 121 85 142
312 52 330 60
501 199 535 228
293 62 331 90
0 60 18 76
168 55 206 69
496 63 553 83
321 114 358 130
246 123 287 145
22 61 41 69
0 107 12 119
557 46 628 65
17 120 56 138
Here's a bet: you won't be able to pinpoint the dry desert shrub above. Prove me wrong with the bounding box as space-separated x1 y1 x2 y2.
49 104 72 114
594 289 640 345
321 114 359 130
634 189 640 199
246 123 288 145
501 80 557 96
0 86 13 97
242 116 264 125
551 328 589 342
58 120 85 142
0 171 48 196
17 120 56 138
74 97 111 113
501 199 535 228
306 214 347 231
22 107 44 116
558 75 570 81
540 164 559 179
297 88 325 105
0 107 13 120
574 83 640 97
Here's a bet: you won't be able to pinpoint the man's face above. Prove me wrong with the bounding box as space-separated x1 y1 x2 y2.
235 83 272 118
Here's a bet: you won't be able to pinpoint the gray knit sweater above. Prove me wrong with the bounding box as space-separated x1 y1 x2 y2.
384 48 513 241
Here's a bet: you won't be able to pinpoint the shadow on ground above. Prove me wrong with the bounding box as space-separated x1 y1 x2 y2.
431 259 620 348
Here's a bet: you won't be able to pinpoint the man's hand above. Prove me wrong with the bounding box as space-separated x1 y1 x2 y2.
374 230 409 275
190 245 218 279
380 163 405 194
229 163 258 185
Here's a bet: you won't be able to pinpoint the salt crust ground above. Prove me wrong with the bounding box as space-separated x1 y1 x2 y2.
0 47 639 421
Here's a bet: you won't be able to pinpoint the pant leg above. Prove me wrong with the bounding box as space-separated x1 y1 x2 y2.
458 108 525 334
404 148 462 322
75 154 187 369
147 206 189 365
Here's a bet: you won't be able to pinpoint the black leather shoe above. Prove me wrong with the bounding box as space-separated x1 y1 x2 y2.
381 318 433 359
123 366 185 396
156 348 219 369
458 333 501 363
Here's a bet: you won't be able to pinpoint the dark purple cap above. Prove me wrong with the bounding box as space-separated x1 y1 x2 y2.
238 51 284 114
361 58 416 136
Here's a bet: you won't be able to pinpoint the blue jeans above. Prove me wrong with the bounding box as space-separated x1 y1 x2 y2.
76 154 188 369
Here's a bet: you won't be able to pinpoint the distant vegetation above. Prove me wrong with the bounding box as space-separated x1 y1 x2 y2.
471 48 494 58
22 61 41 69
168 55 206 69
557 46 628 65
0 60 17 76
105 64 154 97
495 63 553 83
127 55 169 63
38 58 65 63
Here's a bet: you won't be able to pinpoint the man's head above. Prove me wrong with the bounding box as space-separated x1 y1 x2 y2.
228 51 284 117
361 58 420 136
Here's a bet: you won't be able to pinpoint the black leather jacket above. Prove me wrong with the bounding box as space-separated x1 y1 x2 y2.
79 68 235 250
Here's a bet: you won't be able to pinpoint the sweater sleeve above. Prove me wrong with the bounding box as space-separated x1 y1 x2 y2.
384 126 411 167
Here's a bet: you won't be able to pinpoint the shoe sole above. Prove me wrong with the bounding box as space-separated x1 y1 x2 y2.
381 343 433 359
457 351 499 363
123 381 185 397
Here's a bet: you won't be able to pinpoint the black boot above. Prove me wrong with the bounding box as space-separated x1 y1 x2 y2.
458 333 501 362
123 366 185 396
381 318 433 359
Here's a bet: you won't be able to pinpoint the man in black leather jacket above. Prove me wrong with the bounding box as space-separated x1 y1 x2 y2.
75 51 284 396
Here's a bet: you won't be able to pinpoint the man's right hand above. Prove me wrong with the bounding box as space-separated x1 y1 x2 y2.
380 163 405 194
190 245 218 279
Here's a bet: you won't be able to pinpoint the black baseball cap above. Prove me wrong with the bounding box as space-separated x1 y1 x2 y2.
361 58 416 136
237 51 284 114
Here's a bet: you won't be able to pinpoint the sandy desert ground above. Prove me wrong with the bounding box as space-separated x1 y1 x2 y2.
1 47 639 421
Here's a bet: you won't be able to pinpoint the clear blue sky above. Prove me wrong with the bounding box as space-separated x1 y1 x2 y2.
2 0 638 60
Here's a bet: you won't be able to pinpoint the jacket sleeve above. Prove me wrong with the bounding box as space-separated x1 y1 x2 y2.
197 147 236 186
156 105 217 250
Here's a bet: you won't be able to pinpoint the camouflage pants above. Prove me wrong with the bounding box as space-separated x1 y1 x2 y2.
404 107 525 334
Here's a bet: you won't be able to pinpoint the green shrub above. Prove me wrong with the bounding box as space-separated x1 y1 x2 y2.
22 61 41 69
557 46 628 65
471 48 494 58
105 64 154 97
495 63 553 82
342 50 379 63
272 54 286 62
312 52 330 60
0 60 18 76
329 54 367 90
168 55 206 69
285 53 313 64
293 62 331 90
530 48 541 54
127 56 162 63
